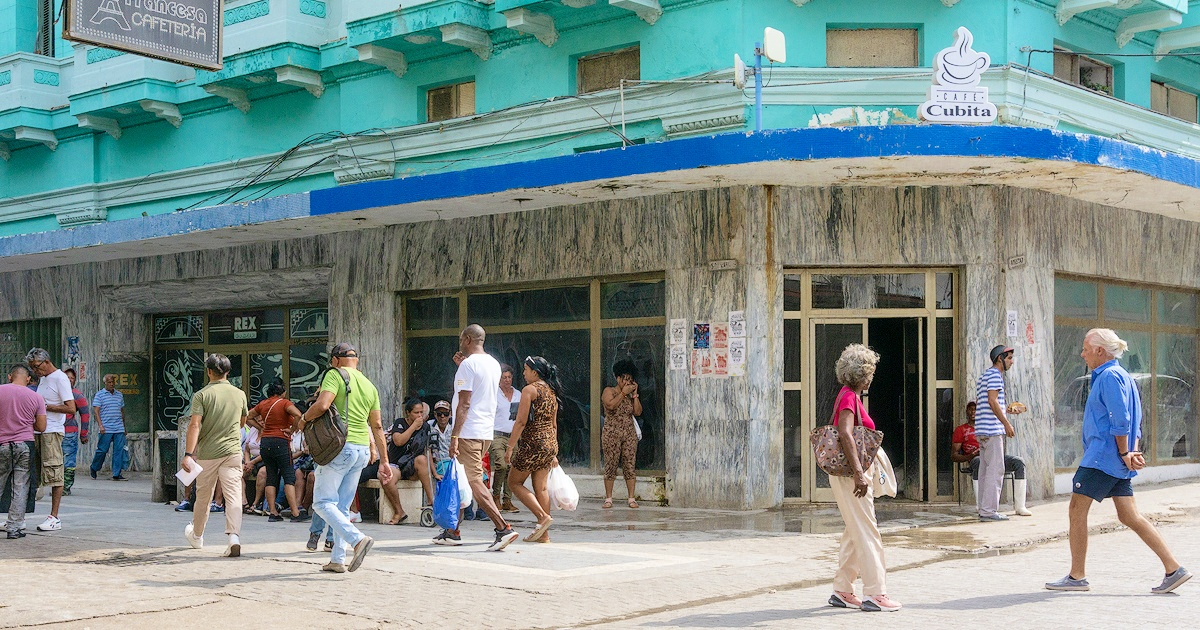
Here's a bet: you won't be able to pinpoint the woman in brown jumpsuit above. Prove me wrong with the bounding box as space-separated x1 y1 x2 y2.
506 355 561 542
601 359 642 508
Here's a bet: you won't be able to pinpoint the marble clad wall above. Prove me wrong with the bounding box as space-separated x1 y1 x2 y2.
0 184 1197 506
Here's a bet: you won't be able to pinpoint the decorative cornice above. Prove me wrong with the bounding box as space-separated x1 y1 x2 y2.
333 158 395 184
32 70 59 86
664 114 745 136
86 47 126 64
0 71 10 86
299 0 327 18
56 207 108 227
224 0 270 26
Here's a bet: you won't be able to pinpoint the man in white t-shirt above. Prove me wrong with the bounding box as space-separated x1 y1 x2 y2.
440 324 517 551
26 348 76 532
489 364 522 514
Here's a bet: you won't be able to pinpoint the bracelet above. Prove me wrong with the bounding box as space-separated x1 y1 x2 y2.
185 452 194 458
1119 451 1129 457
451 436 459 440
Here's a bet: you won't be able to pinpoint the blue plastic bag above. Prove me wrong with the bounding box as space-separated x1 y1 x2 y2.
433 459 460 531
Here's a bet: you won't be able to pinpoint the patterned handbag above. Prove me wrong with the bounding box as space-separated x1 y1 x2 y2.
810 392 884 478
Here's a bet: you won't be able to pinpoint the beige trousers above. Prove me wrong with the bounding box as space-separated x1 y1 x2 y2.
192 453 243 537
830 469 887 596
976 435 1004 517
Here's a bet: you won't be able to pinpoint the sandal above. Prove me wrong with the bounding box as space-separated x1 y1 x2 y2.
628 498 639 509
602 498 613 509
388 514 409 525
242 504 255 515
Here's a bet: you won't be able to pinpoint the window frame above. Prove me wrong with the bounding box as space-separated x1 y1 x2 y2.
1053 274 1200 469
425 80 476 123
825 27 920 68
1053 47 1114 96
1151 80 1199 123
402 273 666 474
575 45 641 95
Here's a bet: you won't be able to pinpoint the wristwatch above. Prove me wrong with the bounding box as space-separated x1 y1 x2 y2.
184 452 194 458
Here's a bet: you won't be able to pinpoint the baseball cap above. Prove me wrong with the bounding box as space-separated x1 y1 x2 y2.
433 400 451 412
990 345 1014 363
331 342 358 358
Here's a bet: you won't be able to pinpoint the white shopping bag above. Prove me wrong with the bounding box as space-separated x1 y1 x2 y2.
454 459 473 509
547 465 579 511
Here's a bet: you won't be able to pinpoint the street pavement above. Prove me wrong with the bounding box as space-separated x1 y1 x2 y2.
1 475 1197 629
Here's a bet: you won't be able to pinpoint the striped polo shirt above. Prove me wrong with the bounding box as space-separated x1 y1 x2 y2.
92 388 126 433
974 366 1006 436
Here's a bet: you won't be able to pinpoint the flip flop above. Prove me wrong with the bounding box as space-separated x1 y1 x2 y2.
525 516 552 542
602 498 613 509
389 514 409 525
627 498 639 509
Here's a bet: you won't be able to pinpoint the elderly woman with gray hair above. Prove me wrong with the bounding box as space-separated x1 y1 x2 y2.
827 343 901 613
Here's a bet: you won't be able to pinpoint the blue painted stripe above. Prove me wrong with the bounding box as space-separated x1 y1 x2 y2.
311 126 1200 216
0 193 310 258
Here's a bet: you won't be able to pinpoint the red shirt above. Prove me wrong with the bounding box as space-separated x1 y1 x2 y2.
952 423 980 456
253 396 293 440
833 386 875 431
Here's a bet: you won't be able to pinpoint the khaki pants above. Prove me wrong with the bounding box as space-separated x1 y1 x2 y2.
192 453 243 537
830 470 887 596
976 435 1005 517
488 434 511 502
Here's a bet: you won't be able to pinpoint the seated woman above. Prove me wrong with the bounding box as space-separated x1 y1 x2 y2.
357 398 434 524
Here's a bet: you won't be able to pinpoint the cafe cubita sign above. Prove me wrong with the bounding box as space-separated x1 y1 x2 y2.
64 0 223 70
919 27 997 124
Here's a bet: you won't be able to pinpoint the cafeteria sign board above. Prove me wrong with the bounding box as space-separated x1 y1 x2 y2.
64 0 223 71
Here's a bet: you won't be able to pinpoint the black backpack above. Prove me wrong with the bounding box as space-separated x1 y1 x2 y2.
303 367 350 466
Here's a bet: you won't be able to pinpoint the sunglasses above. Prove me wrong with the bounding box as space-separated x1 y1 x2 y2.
434 410 450 416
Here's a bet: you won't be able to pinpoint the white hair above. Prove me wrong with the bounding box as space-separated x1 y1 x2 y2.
1086 328 1128 358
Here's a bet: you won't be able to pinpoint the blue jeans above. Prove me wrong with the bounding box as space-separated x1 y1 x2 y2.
311 443 369 564
90 432 128 477
62 433 79 468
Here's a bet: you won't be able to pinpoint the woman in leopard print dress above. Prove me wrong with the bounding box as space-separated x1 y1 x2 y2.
507 356 561 542
601 359 642 508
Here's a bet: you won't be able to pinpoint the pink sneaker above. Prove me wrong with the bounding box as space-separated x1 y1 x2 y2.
862 594 902 612
829 591 862 609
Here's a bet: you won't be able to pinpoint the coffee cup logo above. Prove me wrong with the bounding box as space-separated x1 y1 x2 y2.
935 27 989 87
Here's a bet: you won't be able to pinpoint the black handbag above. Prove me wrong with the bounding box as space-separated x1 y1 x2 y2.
303 367 350 466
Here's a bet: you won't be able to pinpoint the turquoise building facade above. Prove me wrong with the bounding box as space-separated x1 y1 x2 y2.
1 0 1199 509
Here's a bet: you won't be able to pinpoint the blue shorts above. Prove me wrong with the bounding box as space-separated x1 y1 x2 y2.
1072 466 1133 503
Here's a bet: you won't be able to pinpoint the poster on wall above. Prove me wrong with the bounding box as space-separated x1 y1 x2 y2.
1006 310 1019 338
712 323 729 350
729 311 746 338
713 348 729 378
66 336 80 368
669 319 688 346
729 338 746 377
690 349 712 378
669 345 686 371
693 323 710 349
100 360 150 434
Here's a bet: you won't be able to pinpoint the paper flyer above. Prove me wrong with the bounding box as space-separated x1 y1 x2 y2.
693 323 710 349
713 348 729 378
669 345 687 371
729 311 746 337
712 323 729 349
175 462 204 486
690 349 712 378
669 319 688 345
729 338 747 376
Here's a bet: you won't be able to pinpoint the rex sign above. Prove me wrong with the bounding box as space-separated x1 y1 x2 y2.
919 27 997 124
63 0 223 70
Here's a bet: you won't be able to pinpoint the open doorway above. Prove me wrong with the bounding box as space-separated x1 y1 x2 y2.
866 318 925 500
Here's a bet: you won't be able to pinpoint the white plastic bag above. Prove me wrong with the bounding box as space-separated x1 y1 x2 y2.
633 417 643 441
454 459 473 509
547 465 579 511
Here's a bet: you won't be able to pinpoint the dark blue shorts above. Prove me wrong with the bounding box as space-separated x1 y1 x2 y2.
1072 466 1133 503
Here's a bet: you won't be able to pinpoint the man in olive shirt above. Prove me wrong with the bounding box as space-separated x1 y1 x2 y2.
181 354 248 557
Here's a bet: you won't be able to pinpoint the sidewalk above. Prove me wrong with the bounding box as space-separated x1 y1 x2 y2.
2 474 1198 629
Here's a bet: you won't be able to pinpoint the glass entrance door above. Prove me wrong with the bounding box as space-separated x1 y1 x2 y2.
808 319 867 502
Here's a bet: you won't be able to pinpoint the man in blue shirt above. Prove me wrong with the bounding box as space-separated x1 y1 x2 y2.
1046 328 1191 594
974 345 1022 521
89 374 128 481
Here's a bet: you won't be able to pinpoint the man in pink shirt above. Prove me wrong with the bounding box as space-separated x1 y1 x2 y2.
0 365 48 538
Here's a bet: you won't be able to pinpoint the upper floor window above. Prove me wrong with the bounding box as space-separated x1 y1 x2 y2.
1151 81 1198 123
426 81 475 123
36 0 55 56
1053 47 1113 95
577 46 640 94
826 29 918 67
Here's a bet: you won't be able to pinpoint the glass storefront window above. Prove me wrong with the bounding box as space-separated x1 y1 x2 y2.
1159 291 1198 327
936 317 954 381
602 326 665 471
1053 325 1090 469
153 348 206 432
784 275 802 311
405 297 459 331
935 273 954 309
468 286 590 326
249 353 284 406
812 274 925 309
208 309 286 345
936 387 955 497
289 343 330 402
154 315 204 345
784 390 802 498
784 319 801 382
601 280 664 320
1055 278 1097 319
1155 333 1197 460
1104 284 1151 323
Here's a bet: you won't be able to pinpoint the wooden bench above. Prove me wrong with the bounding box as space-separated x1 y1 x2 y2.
361 479 424 523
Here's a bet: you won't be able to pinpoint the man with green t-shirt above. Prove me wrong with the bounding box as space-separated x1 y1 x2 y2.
182 353 248 558
298 342 392 573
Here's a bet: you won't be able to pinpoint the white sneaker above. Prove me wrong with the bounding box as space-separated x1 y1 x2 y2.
349 511 362 523
184 523 203 549
36 516 61 531
223 534 241 557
